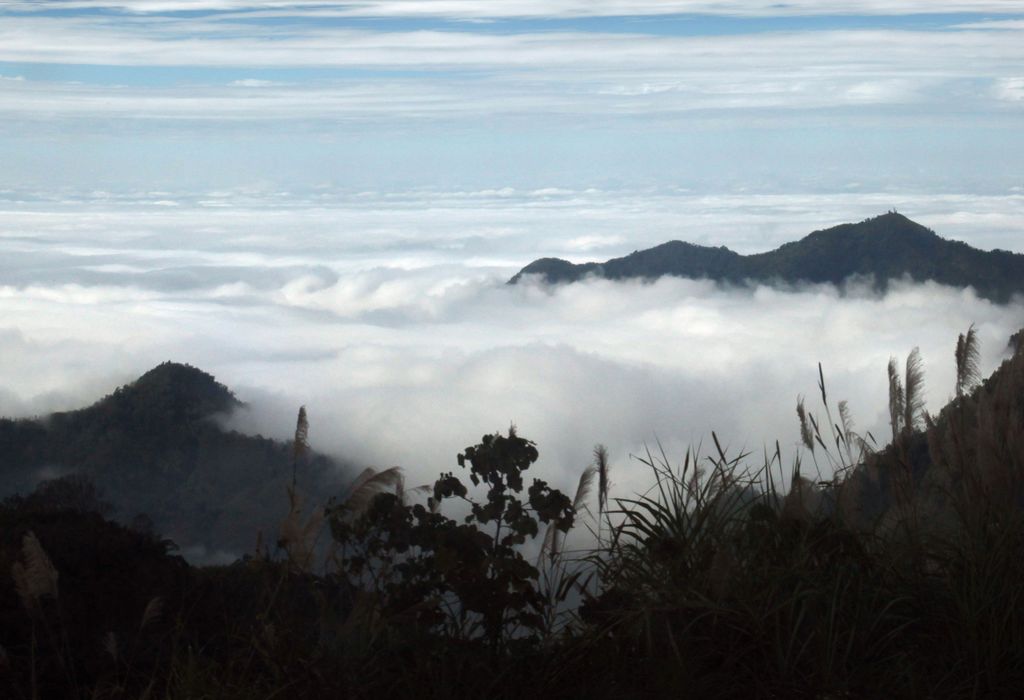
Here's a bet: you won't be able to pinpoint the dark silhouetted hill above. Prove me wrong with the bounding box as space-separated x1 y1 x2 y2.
0 362 349 559
510 213 1024 303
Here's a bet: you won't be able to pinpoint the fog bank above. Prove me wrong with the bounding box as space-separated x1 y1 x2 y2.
2 191 1023 499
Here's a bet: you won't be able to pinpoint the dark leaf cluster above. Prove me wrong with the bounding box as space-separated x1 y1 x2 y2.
327 429 573 651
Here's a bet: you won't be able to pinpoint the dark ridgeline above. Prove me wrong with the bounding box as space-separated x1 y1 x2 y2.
510 212 1024 303
0 362 348 556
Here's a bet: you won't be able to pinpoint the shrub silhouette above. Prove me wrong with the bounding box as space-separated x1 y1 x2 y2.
327 428 574 653
0 502 187 699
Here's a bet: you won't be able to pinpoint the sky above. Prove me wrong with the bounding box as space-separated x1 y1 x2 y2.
2 0 1024 505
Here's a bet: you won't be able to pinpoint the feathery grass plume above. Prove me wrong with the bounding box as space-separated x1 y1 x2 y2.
903 347 925 434
796 397 814 451
838 399 856 460
291 405 309 486
406 483 432 503
573 465 597 517
103 631 119 663
838 400 854 442
539 520 560 565
280 485 325 572
541 465 597 563
836 399 874 467
594 444 611 517
11 531 58 613
139 596 163 632
341 466 405 517
888 356 905 441
955 324 981 398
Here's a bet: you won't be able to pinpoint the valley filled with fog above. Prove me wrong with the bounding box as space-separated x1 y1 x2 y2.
3 188 1023 497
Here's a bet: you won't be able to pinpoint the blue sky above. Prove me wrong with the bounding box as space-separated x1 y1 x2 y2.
1 1 1023 194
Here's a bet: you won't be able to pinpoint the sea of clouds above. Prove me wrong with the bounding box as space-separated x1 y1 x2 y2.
2 187 1023 500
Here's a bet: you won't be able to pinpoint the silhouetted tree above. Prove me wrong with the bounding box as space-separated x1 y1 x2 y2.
327 428 574 653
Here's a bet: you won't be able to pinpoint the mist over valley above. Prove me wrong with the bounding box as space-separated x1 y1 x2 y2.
3 203 1023 562
4 2 1024 697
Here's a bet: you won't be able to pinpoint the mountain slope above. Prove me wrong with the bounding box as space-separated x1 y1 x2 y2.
0 362 349 559
510 213 1024 303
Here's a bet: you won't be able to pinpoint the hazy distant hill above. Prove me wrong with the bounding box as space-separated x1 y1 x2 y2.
0 362 349 560
510 212 1024 303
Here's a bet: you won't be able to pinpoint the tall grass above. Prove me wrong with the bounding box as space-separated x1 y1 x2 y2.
570 329 1024 698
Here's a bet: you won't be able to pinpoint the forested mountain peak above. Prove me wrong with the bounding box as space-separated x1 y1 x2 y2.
0 363 347 558
100 361 240 423
510 212 1024 303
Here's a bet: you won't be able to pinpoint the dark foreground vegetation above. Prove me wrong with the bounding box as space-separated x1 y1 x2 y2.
3 326 1024 699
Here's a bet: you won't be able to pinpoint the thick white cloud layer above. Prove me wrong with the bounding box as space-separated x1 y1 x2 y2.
2 190 1022 500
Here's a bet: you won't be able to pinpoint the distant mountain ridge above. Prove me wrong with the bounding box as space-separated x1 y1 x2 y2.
0 362 349 559
510 213 1024 303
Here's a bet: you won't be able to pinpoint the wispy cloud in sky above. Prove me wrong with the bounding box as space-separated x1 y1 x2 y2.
0 2 1020 192
1 27 1021 119
1 1 1021 17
